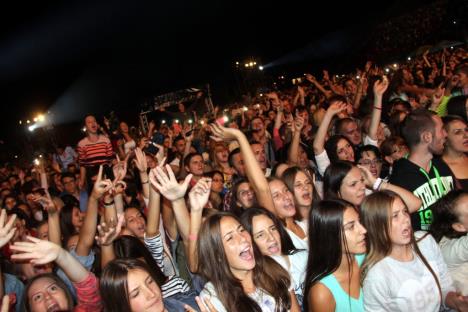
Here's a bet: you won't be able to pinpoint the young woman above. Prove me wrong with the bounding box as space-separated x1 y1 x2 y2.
198 212 299 312
323 161 421 212
442 115 468 189
10 237 102 312
282 166 319 221
240 207 307 304
210 122 307 249
430 190 468 296
360 190 466 311
303 199 367 312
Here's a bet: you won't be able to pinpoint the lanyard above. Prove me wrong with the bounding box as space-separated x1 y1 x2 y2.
418 161 445 198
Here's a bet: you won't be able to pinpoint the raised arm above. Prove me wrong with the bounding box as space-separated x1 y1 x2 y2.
368 76 389 142
306 74 332 99
358 165 422 213
187 178 212 273
134 148 150 199
95 215 124 269
152 164 192 242
287 114 305 165
313 101 347 155
210 123 275 212
146 168 162 238
11 237 89 283
76 166 113 257
34 193 61 245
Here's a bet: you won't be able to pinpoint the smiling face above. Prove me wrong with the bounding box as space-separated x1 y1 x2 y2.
220 216 255 277
127 269 165 312
389 197 412 247
339 167 366 206
269 179 296 219
342 207 367 254
293 171 313 208
445 119 468 153
28 277 70 312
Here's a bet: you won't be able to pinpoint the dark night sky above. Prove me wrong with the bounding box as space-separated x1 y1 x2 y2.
0 0 453 153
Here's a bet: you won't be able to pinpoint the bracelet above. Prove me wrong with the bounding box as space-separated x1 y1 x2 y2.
373 178 383 191
103 200 115 206
141 181 149 184
188 234 198 241
373 106 382 110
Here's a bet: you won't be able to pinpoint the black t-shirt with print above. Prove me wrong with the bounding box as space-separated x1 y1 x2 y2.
389 156 455 231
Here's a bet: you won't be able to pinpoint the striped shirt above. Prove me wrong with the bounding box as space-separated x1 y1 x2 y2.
77 135 114 167
144 233 191 298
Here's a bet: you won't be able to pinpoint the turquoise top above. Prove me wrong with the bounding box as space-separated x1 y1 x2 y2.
319 254 365 312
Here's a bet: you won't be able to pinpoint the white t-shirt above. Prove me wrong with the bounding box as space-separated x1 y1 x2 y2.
271 250 307 297
363 232 455 312
439 235 468 296
286 220 308 250
200 282 277 312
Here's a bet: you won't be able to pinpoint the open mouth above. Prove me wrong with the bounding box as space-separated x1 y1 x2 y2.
47 303 60 312
268 243 280 254
239 246 254 261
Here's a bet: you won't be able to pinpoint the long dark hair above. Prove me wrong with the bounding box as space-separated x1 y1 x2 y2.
59 203 79 247
360 191 442 302
113 235 167 286
240 207 299 256
229 179 251 217
197 212 291 312
430 190 468 242
325 135 354 163
100 258 162 312
282 166 320 214
323 161 354 200
303 199 354 312
447 95 468 122
24 273 74 312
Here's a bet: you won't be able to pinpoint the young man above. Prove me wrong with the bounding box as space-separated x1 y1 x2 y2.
389 109 455 231
77 115 114 191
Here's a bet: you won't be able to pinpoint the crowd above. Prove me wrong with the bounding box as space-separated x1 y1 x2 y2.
0 40 466 312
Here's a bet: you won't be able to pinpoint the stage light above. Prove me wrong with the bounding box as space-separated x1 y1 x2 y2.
243 106 248 111
450 46 454 49
393 63 398 68
28 125 35 132
249 62 254 66
38 114 45 122
14 155 18 159
82 127 86 132
236 61 239 65
259 66 263 70
175 119 179 124
356 75 360 79
27 120 30 124
200 120 205 125
453 21 456 24
19 120 22 125
253 62 256 65
188 119 193 124
385 68 390 73
39 154 43 158
259 93 263 97
223 116 229 122
33 117 38 122
407 57 411 61
161 120 166 124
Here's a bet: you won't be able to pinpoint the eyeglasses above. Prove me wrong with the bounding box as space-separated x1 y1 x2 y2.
359 159 382 166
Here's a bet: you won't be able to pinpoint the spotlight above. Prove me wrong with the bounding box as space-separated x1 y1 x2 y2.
14 155 18 159
161 120 166 124
19 120 22 125
28 125 35 132
245 63 249 68
188 119 193 124
200 120 205 125
37 114 45 122
33 118 38 122
450 46 454 49
385 68 390 73
236 61 239 65
259 66 264 71
393 63 398 68
407 57 411 61
223 116 229 122
27 120 30 124
175 119 179 124
249 62 254 66
82 127 86 132
453 20 456 24
39 154 43 158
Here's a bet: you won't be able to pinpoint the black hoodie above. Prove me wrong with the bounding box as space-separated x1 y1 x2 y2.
389 156 455 231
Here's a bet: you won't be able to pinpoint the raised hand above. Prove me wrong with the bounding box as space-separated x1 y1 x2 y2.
92 166 113 199
357 165 376 188
113 154 129 181
154 144 165 165
133 148 148 173
95 214 124 247
323 70 330 81
373 75 389 97
305 74 316 83
293 114 305 133
33 191 58 214
431 83 445 108
10 236 61 265
209 122 241 142
189 178 212 213
0 209 16 249
185 297 218 312
150 164 192 201
326 101 348 116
